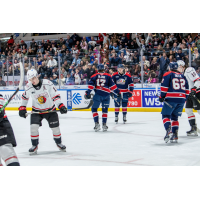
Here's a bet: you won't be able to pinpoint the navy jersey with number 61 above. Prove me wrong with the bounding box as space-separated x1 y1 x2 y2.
160 71 189 103
87 73 120 96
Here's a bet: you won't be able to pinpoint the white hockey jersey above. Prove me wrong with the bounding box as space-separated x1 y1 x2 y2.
184 67 200 92
21 79 62 112
0 95 7 119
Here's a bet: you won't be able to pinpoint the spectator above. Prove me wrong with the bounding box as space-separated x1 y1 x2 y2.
109 53 122 66
85 63 95 81
192 48 200 69
38 61 47 79
7 36 14 47
175 48 184 61
47 56 57 68
147 71 157 83
82 53 90 63
141 65 149 82
66 72 74 85
132 51 139 63
0 76 6 86
100 33 110 46
139 56 150 68
71 33 81 46
88 37 96 50
65 35 73 49
21 40 27 49
72 54 81 66
149 57 159 71
57 74 66 86
61 68 68 78
74 69 82 85
157 53 170 82
62 61 70 72
37 45 44 54
50 74 58 85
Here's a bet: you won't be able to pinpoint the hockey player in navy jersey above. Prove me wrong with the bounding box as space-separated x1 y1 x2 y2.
112 64 134 123
85 64 120 132
159 62 189 143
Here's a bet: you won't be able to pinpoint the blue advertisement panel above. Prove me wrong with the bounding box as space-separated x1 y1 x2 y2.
67 90 72 110
142 89 164 107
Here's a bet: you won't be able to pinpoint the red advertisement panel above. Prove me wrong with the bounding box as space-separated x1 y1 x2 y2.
127 90 141 107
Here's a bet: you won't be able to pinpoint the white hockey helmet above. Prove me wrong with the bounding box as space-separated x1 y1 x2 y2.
177 60 185 67
27 69 38 81
185 67 199 82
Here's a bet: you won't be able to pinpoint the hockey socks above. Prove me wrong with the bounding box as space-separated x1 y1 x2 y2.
122 102 127 116
102 107 108 124
92 108 99 123
162 115 171 131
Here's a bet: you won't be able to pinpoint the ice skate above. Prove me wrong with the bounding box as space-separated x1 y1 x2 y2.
94 122 101 132
115 115 119 124
170 131 178 143
102 123 108 132
164 126 172 143
187 125 198 136
123 115 127 124
29 145 38 155
57 143 66 152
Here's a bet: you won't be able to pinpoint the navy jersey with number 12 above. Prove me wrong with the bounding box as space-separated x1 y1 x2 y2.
160 71 189 103
87 73 119 96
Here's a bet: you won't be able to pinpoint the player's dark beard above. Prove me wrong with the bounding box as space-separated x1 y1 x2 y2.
33 80 42 90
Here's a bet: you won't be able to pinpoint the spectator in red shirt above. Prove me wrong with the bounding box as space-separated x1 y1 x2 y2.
7 36 14 47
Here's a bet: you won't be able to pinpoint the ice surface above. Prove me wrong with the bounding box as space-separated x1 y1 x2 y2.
2 111 200 166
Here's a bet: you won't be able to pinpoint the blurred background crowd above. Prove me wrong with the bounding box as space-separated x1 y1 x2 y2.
0 33 199 86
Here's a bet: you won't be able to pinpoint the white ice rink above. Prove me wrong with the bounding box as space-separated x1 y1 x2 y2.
3 111 200 166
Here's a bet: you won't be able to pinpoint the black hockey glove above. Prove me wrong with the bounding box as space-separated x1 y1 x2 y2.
127 92 133 98
189 87 197 98
159 96 165 103
84 91 91 100
117 92 122 99
0 110 4 122
59 104 67 114
19 106 27 118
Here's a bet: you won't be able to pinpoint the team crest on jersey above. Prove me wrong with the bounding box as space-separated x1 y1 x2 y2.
37 96 47 104
117 79 125 85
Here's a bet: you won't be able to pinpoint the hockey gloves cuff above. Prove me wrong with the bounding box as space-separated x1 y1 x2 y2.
159 96 165 102
19 106 27 118
189 87 197 98
84 91 91 100
59 104 67 114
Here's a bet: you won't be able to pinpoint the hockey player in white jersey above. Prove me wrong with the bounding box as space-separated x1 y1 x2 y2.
0 94 20 166
178 60 200 136
19 69 67 154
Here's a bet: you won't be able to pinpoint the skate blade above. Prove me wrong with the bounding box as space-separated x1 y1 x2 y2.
103 129 108 132
170 140 178 143
29 151 37 155
95 128 101 132
187 133 198 136
58 148 66 152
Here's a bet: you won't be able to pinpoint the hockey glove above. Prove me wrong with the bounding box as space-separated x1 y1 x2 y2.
59 104 67 114
84 91 91 100
189 87 197 98
159 96 165 103
19 106 27 118
0 110 4 122
117 92 122 99
127 92 133 98
110 93 114 99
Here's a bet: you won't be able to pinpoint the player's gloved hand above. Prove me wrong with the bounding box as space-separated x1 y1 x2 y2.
159 96 165 103
59 104 67 114
127 92 132 98
117 92 122 99
19 106 27 118
110 93 114 99
84 91 91 100
0 110 4 122
189 87 197 98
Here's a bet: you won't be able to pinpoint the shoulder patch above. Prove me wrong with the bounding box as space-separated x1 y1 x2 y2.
125 72 131 78
163 71 171 77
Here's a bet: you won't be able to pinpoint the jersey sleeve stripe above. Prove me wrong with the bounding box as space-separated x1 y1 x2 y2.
160 86 169 93
110 84 117 91
165 93 186 98
88 85 95 90
129 83 134 87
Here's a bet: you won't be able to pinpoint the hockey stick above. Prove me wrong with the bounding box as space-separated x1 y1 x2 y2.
0 62 24 112
25 99 94 116
155 85 173 109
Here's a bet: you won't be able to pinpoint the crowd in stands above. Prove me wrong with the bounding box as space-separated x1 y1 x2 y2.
0 33 200 86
